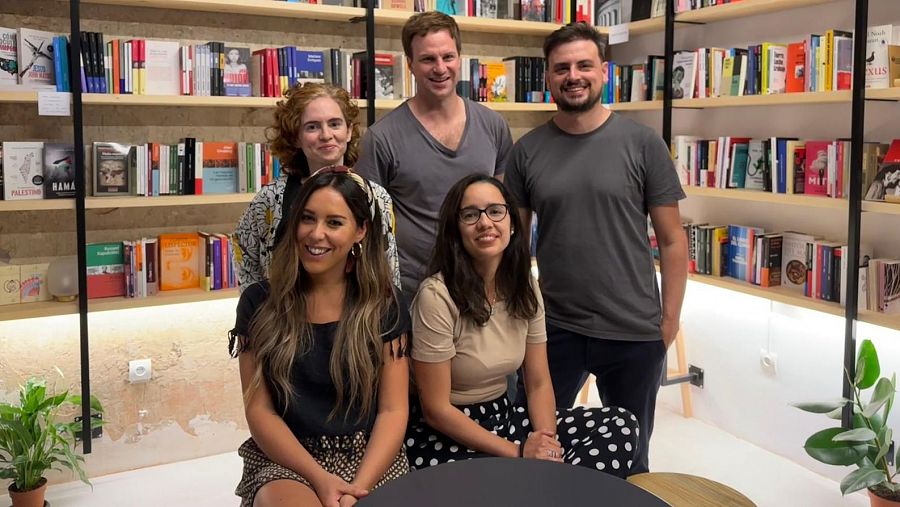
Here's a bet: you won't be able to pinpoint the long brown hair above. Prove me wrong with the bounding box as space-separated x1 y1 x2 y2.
267 83 362 177
246 169 395 422
428 174 538 326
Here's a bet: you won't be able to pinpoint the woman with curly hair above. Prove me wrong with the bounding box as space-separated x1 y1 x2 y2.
230 167 410 507
234 82 400 291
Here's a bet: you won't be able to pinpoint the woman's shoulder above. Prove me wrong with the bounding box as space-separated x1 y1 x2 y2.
238 281 270 313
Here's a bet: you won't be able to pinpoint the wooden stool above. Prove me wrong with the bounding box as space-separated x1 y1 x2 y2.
627 472 756 507
577 328 693 418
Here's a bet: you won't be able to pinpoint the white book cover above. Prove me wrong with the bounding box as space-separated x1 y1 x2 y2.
865 25 897 89
145 40 181 96
672 50 696 100
0 27 17 87
745 140 767 191
781 232 817 292
767 45 787 95
17 28 55 88
2 141 44 200
19 262 50 302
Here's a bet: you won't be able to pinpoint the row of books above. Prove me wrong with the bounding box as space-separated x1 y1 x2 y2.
684 222 898 314
0 140 280 201
87 233 236 300
672 137 900 201
91 141 279 198
686 225 843 307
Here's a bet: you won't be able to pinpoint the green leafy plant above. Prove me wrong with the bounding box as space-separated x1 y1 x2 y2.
794 339 898 500
0 377 103 493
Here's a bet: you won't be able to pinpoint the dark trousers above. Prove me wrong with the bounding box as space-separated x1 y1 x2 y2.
516 324 667 474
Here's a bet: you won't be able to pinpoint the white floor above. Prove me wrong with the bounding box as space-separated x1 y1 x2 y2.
2 406 868 507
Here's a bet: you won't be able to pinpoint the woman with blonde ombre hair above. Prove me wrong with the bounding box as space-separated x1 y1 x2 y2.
233 82 400 292
229 167 410 507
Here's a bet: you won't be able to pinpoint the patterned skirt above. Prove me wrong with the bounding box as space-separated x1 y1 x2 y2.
235 433 410 507
405 395 639 478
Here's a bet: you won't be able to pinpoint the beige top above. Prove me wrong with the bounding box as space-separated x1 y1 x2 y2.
411 274 547 405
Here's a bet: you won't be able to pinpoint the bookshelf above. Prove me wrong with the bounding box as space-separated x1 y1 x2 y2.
80 0 365 23
85 194 253 209
0 300 77 322
673 90 852 109
0 200 75 212
682 186 848 210
0 288 239 322
675 0 843 24
861 200 900 215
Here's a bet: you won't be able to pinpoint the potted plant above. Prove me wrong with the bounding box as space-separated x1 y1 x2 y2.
0 377 103 507
794 339 898 506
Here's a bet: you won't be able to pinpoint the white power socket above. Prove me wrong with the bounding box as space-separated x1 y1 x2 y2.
129 359 152 383
759 349 777 376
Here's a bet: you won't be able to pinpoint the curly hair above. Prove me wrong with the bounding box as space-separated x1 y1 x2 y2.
266 82 361 177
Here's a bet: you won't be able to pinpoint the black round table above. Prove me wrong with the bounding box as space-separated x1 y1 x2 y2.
359 458 670 506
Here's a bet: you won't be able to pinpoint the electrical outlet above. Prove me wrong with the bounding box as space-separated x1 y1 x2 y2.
759 348 777 375
129 358 152 383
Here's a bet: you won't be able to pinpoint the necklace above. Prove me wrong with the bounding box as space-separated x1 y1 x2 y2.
487 292 497 316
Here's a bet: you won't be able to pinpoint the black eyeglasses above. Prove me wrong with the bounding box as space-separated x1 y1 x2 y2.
458 203 509 225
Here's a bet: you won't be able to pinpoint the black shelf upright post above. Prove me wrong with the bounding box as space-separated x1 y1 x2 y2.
69 0 92 454
842 0 869 428
366 0 376 127
662 0 675 146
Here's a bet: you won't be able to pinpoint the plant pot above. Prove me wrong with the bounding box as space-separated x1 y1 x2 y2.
7 478 47 507
869 487 900 507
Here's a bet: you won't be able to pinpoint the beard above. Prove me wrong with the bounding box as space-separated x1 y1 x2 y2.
552 80 602 113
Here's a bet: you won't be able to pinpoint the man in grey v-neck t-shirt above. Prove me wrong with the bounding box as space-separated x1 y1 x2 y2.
355 13 512 302
356 100 511 302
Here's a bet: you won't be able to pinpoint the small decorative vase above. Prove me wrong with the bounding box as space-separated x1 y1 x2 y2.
8 477 48 507
46 256 79 302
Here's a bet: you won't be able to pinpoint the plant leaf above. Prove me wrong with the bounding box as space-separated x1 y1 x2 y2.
874 428 893 463
864 377 895 418
840 466 886 495
825 407 844 420
793 400 851 414
804 428 869 465
855 340 880 390
833 428 877 442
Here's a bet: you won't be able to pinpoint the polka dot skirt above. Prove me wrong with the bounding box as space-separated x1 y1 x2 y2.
405 396 639 478
235 433 410 506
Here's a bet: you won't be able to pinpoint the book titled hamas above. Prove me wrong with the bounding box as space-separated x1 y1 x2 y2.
42 143 75 198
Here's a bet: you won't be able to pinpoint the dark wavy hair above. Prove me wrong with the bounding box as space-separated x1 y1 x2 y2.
248 168 395 422
427 174 538 326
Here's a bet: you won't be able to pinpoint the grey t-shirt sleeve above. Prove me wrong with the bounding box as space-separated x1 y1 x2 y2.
504 141 530 209
493 115 513 177
355 129 391 187
642 130 686 207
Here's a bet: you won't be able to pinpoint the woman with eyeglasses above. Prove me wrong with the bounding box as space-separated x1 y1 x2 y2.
229 167 410 507
404 174 639 477
233 82 400 292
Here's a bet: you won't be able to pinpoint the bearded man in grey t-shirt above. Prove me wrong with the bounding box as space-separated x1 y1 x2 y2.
355 12 512 304
505 22 688 475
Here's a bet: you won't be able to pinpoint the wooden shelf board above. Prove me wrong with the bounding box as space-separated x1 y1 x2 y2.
82 94 281 107
676 0 841 24
683 186 848 210
0 90 40 103
373 9 564 35
866 87 900 101
862 200 900 215
623 17 666 36
81 0 364 22
0 200 74 212
858 311 900 332
674 90 850 109
686 271 845 317
85 194 253 209
609 101 663 111
0 300 78 322
90 288 238 313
